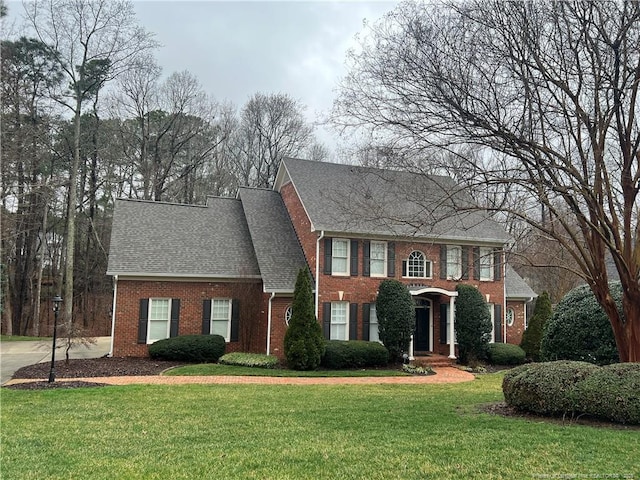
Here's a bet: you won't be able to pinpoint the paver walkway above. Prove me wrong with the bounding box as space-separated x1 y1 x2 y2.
5 367 474 386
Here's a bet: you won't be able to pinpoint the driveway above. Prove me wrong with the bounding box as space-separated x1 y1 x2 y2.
0 337 111 385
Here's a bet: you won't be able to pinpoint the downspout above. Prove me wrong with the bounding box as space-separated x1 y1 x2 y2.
315 230 325 318
108 275 118 357
266 292 275 355
502 251 507 343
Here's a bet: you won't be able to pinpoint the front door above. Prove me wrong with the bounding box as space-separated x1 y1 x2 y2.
415 306 430 352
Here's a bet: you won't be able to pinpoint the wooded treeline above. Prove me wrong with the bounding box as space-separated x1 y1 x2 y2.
1 0 326 337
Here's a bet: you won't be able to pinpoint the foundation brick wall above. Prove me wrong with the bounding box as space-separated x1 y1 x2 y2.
113 279 266 357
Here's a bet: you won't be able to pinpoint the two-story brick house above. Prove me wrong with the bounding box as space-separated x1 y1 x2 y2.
106 157 536 360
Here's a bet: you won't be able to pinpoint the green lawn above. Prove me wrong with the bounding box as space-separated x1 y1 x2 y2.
2 374 638 480
166 363 409 377
0 335 51 342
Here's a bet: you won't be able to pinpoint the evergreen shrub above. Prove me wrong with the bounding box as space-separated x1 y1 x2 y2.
219 352 279 369
321 340 389 369
520 291 551 361
454 284 492 364
375 279 415 361
540 283 621 365
148 334 225 363
487 343 526 365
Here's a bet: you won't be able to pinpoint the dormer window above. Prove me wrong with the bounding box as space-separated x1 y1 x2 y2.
403 251 432 278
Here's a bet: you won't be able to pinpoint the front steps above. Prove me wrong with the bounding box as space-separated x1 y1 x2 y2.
412 354 456 368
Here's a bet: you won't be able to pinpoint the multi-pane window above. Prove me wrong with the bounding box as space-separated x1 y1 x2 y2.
332 238 349 275
479 247 494 280
506 307 515 327
446 245 462 279
406 251 431 278
148 298 170 343
211 299 231 340
369 305 380 343
370 241 387 277
330 302 348 340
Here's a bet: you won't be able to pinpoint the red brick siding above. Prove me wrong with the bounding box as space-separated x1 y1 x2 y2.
280 182 317 273
113 279 265 357
269 297 293 360
505 300 528 345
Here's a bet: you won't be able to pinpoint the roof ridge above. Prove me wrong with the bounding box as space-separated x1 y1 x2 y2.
115 198 209 208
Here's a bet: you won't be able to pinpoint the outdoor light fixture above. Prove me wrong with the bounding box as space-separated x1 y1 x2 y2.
48 295 63 383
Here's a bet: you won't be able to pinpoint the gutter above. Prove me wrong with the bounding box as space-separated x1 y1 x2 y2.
108 275 118 357
315 230 325 318
266 292 276 355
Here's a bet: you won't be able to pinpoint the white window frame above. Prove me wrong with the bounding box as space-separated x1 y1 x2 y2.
148 298 171 344
331 238 350 276
370 240 387 277
446 245 462 280
405 250 432 279
369 304 380 343
330 301 349 340
210 298 232 341
506 307 515 327
479 247 494 281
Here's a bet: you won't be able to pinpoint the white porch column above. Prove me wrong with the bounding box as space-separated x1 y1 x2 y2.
409 335 415 360
448 295 456 359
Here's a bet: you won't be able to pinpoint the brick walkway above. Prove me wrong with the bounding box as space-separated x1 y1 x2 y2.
5 367 474 386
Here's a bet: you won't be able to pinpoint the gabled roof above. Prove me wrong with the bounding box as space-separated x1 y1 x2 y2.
238 187 308 293
106 198 260 278
505 264 538 300
275 157 512 245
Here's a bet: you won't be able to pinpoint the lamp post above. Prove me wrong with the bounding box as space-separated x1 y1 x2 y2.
48 295 63 383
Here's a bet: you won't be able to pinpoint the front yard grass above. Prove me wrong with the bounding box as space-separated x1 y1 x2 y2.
2 374 638 479
165 363 409 377
1 335 51 342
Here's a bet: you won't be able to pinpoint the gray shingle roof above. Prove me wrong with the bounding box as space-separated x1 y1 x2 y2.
238 187 308 292
278 157 512 244
107 198 260 278
505 264 538 300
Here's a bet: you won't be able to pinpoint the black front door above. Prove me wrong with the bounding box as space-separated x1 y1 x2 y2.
415 306 430 352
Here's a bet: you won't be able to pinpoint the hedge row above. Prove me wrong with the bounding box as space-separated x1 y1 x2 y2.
503 361 640 424
321 340 389 369
486 343 526 365
219 352 279 369
148 334 226 363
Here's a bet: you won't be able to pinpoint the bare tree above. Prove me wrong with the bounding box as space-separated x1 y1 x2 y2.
23 0 157 328
333 0 640 361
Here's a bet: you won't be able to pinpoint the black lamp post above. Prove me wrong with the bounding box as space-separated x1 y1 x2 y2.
48 295 63 383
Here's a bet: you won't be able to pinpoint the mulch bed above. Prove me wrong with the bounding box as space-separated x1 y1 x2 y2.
11 357 185 380
5 381 111 390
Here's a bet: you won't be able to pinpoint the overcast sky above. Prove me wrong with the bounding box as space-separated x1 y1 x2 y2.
5 0 399 152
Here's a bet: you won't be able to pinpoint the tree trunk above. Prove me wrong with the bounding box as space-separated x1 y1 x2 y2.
33 195 49 337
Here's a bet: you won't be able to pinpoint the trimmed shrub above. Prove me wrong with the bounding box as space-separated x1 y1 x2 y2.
520 291 552 361
321 340 389 369
219 352 279 369
148 334 225 363
284 268 325 370
502 361 598 416
540 283 620 365
376 280 415 361
487 343 526 365
454 284 492 364
571 363 640 424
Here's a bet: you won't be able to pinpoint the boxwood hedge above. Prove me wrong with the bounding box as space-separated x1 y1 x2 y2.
486 343 526 365
321 340 389 369
503 361 640 424
148 334 226 363
219 352 279 369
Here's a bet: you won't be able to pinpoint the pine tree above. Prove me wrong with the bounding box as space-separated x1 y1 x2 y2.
284 268 325 370
520 291 552 361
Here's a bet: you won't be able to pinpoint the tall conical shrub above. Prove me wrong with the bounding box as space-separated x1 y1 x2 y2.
284 268 325 370
375 279 415 361
520 291 551 361
455 284 492 364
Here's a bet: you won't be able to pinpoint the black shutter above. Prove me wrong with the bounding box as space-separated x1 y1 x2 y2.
230 299 240 342
473 247 481 280
170 299 180 337
349 303 358 340
494 249 502 280
324 237 332 275
440 245 447 279
350 240 359 276
402 260 408 277
439 303 447 344
202 299 211 334
362 303 371 341
363 240 371 277
387 242 395 277
137 299 149 344
494 304 503 343
461 246 469 280
322 302 331 339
